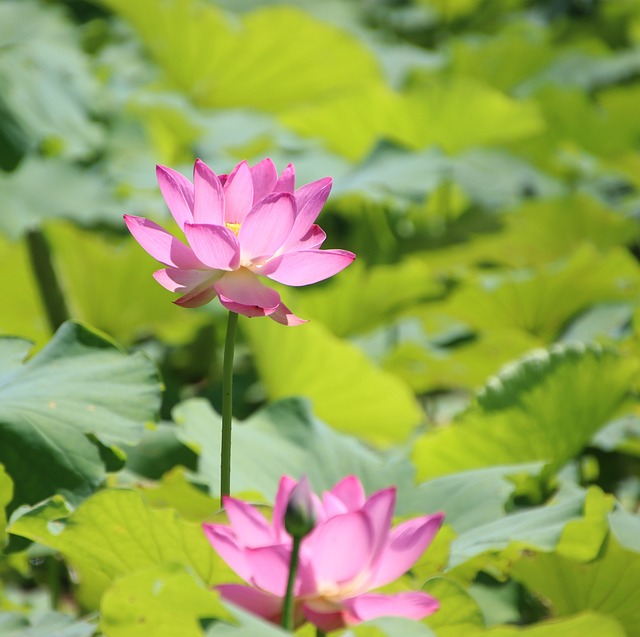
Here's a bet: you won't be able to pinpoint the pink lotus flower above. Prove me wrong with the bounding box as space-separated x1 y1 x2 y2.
203 475 444 632
124 159 355 324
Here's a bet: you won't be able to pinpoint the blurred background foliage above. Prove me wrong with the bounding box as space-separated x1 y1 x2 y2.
2 0 640 635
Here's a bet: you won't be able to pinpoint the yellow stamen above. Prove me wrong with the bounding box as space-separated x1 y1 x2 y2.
225 222 241 236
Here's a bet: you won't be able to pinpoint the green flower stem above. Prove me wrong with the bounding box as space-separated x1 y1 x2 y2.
26 227 70 332
220 311 239 499
282 536 302 631
47 556 62 611
316 630 327 637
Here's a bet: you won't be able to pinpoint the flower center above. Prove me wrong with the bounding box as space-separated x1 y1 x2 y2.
225 222 241 236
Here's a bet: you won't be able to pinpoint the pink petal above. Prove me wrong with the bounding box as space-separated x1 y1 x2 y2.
321 492 348 518
239 193 297 262
264 249 355 287
285 225 326 252
306 511 374 586
244 544 314 597
344 592 440 623
183 223 240 270
272 476 298 542
217 584 283 623
124 214 203 269
274 163 295 193
174 284 218 308
269 302 308 327
224 160 254 224
363 487 396 562
330 476 366 511
202 524 251 582
369 513 445 589
217 297 276 317
223 496 275 548
285 177 332 248
153 268 218 293
250 158 278 204
214 270 281 314
193 159 225 225
156 165 194 229
302 605 349 633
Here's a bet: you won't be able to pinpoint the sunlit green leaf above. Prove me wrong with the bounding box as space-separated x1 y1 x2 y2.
413 343 639 479
100 564 232 637
243 319 422 445
512 536 640 636
47 222 208 345
98 0 382 112
391 77 544 154
478 613 625 636
0 322 161 510
10 489 228 588
294 259 444 338
422 577 484 637
439 246 640 341
0 235 49 345
469 194 640 268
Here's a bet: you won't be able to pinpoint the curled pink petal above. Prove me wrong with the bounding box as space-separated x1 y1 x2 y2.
369 513 445 589
174 284 218 308
274 162 295 193
302 605 350 633
217 584 283 623
224 160 254 224
183 223 240 271
284 177 332 248
239 193 297 262
202 524 251 582
124 215 203 269
193 159 225 225
284 225 326 253
363 487 396 561
344 592 440 623
265 249 355 287
156 165 195 230
269 302 308 326
153 268 218 293
214 270 280 313
223 497 274 548
250 158 278 204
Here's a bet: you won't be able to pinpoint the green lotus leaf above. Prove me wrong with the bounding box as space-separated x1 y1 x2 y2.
100 564 232 637
9 489 228 588
242 319 422 445
174 397 418 502
413 343 639 480
0 321 161 510
511 535 640 636
45 222 210 346
97 0 382 113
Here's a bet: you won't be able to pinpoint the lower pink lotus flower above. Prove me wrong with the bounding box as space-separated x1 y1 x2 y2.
124 158 355 324
203 476 444 632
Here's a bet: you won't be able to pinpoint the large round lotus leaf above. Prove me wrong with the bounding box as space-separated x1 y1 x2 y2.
0 321 161 510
